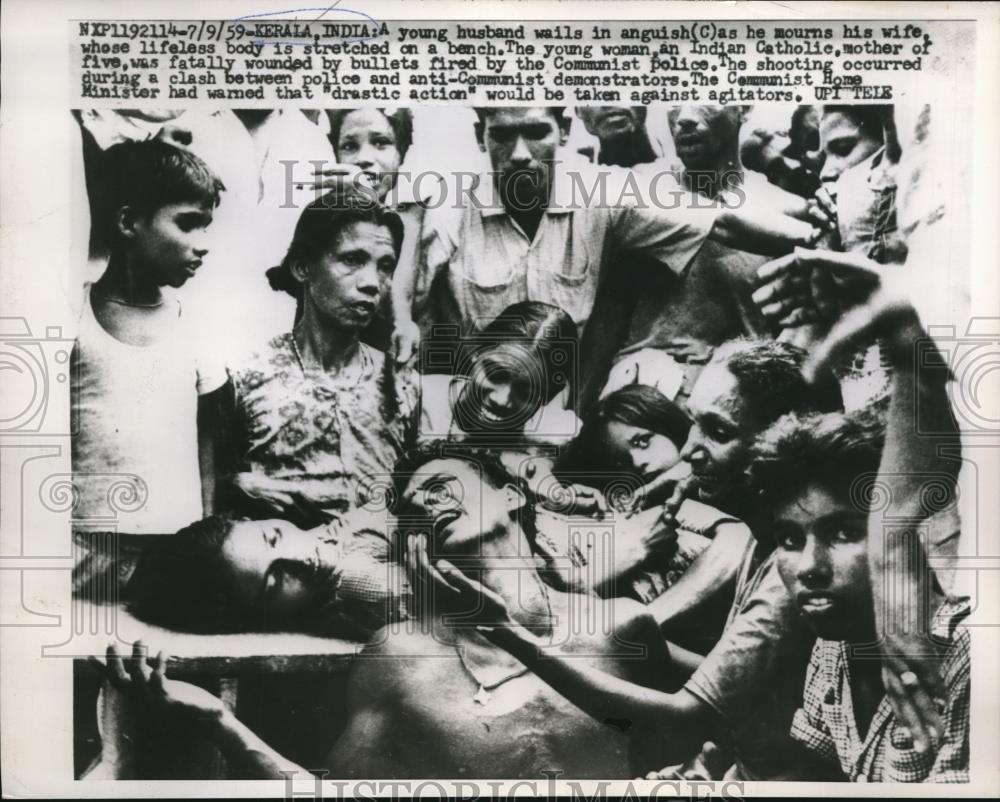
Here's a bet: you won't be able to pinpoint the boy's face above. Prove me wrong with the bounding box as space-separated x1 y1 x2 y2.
773 479 874 642
128 201 214 288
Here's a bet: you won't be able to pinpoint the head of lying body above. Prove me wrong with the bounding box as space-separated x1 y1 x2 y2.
751 410 892 641
680 338 842 518
563 383 691 496
452 302 578 437
124 515 398 638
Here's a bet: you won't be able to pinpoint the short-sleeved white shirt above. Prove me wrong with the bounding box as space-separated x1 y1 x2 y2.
421 157 718 335
71 285 226 534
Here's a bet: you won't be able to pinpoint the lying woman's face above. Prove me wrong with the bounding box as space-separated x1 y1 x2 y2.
219 519 340 624
599 420 681 482
457 345 545 433
335 108 403 201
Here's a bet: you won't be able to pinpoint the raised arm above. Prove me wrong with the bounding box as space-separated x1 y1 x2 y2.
104 642 308 779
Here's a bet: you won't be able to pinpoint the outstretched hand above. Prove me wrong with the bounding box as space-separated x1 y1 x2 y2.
104 641 227 726
753 247 884 330
404 533 513 632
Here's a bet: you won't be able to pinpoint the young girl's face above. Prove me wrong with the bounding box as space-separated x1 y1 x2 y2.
599 420 681 482
458 344 545 432
334 109 403 202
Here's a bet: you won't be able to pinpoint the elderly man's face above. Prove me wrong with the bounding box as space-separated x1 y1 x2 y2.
577 106 647 142
477 107 566 212
668 105 742 170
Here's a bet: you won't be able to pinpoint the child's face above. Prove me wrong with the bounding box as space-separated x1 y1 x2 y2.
459 345 543 432
773 480 873 642
334 109 403 202
129 201 214 288
598 421 681 483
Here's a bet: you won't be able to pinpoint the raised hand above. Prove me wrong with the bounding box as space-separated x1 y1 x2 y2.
105 641 226 726
404 533 513 632
753 247 884 330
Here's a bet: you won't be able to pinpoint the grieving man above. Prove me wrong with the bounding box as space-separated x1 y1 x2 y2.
406 106 821 358
103 446 677 779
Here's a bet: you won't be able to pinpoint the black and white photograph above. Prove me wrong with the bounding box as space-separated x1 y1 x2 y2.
1 2 998 798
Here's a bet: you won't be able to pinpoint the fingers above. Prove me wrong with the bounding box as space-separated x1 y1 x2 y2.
127 640 152 686
882 666 935 754
106 643 130 689
408 533 460 599
755 252 798 285
437 560 508 615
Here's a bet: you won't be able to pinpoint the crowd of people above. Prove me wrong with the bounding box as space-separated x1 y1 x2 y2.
71 103 970 783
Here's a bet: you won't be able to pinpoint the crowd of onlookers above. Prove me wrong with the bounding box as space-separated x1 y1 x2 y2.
73 103 970 783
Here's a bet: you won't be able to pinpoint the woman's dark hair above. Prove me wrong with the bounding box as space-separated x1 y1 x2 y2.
470 301 578 400
266 188 405 302
326 108 414 163
123 515 247 633
265 190 406 422
561 383 690 480
822 105 891 144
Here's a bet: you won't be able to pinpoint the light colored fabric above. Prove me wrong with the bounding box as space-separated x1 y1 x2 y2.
71 285 225 534
791 598 970 783
229 333 419 514
420 158 717 336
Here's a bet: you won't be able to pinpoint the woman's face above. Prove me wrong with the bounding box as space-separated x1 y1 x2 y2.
334 109 403 201
599 420 681 482
819 111 882 183
458 345 544 432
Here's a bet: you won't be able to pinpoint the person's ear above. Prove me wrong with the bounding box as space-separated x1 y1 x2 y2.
503 483 527 515
289 259 310 285
115 205 141 240
474 120 486 153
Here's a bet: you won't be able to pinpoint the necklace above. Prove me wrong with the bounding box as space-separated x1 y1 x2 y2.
454 580 555 706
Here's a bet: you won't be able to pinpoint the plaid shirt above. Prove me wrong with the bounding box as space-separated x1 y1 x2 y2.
791 598 970 783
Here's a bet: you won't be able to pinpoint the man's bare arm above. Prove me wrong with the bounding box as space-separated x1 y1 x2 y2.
711 207 819 257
